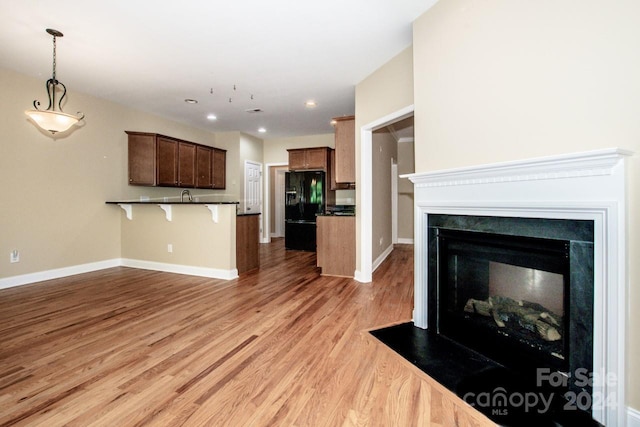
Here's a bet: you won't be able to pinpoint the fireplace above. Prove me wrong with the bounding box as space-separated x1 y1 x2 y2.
405 148 631 426
428 214 594 396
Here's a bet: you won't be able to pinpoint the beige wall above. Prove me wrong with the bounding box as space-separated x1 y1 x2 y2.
355 46 414 274
269 166 288 236
215 131 242 202
371 130 397 262
413 0 640 409
0 68 243 280
397 141 414 241
121 204 236 270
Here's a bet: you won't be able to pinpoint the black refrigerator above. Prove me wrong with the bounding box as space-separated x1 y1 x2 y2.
285 171 326 251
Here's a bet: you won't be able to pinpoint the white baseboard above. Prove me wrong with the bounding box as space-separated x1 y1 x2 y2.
0 259 121 290
397 238 414 244
629 406 640 427
372 244 394 273
0 258 239 290
121 259 238 280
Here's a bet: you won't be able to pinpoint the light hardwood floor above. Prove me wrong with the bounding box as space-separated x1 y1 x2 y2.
0 240 494 426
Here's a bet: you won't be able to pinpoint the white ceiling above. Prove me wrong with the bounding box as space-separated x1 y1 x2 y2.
0 1 437 139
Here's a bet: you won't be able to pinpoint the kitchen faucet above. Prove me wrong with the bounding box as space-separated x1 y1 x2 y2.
181 189 193 202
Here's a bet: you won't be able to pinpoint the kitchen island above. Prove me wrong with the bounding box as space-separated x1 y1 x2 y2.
107 200 243 280
316 213 355 277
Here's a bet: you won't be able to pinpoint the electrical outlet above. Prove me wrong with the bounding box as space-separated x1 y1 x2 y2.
167 244 173 253
10 250 19 263
379 237 383 246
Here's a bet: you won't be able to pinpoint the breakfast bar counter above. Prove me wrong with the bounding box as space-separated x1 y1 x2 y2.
107 200 240 279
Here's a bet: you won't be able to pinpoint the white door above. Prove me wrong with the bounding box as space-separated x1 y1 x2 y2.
244 161 262 214
274 168 286 237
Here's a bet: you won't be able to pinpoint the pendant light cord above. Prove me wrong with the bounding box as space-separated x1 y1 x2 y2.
52 34 57 82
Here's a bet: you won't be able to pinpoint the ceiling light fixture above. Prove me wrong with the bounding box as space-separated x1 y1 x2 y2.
305 100 317 108
25 29 84 135
207 114 217 120
258 127 267 133
184 99 198 104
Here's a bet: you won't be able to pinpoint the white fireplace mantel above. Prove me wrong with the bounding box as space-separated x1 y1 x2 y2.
403 148 632 427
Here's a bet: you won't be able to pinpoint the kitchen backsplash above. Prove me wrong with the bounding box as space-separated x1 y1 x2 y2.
335 189 355 205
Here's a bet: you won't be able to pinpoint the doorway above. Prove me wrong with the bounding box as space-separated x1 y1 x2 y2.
357 105 414 283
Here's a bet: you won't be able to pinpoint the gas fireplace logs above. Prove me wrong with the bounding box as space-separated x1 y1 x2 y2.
463 296 562 342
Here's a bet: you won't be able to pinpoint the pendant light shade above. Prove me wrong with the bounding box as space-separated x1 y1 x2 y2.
25 29 84 135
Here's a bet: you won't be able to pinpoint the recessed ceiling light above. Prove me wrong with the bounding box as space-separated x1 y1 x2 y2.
258 127 267 133
207 114 217 120
330 119 337 126
184 99 198 104
305 100 317 108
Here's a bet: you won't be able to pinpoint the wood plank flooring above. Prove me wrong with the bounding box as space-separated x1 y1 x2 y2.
0 240 494 426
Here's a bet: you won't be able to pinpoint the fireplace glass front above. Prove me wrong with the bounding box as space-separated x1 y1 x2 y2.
437 229 570 372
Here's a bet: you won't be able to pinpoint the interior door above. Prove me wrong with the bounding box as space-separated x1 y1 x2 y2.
244 161 262 214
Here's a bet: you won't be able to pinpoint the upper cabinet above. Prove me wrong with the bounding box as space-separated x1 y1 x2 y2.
287 147 330 171
127 132 156 186
212 148 226 189
333 115 355 185
329 149 350 190
178 142 196 187
126 131 226 189
196 145 213 188
156 136 178 186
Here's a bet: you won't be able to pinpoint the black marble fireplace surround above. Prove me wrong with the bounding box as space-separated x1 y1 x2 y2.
430 215 595 417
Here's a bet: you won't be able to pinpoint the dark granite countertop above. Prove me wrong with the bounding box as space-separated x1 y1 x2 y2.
106 200 239 205
316 213 356 217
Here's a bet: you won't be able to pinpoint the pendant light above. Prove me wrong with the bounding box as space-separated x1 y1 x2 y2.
25 29 84 134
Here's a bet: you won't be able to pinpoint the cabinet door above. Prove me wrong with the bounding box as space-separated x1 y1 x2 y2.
178 142 196 187
196 146 213 188
329 149 349 190
127 133 156 186
288 149 307 170
157 137 178 186
212 148 226 189
334 117 355 183
305 147 328 170
236 215 260 274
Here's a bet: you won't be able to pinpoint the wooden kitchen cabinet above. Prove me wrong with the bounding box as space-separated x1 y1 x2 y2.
333 115 355 184
329 149 350 190
212 148 226 189
126 131 226 189
126 132 156 186
287 147 329 171
316 215 355 277
196 145 213 188
178 142 196 187
157 136 178 186
236 214 260 274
